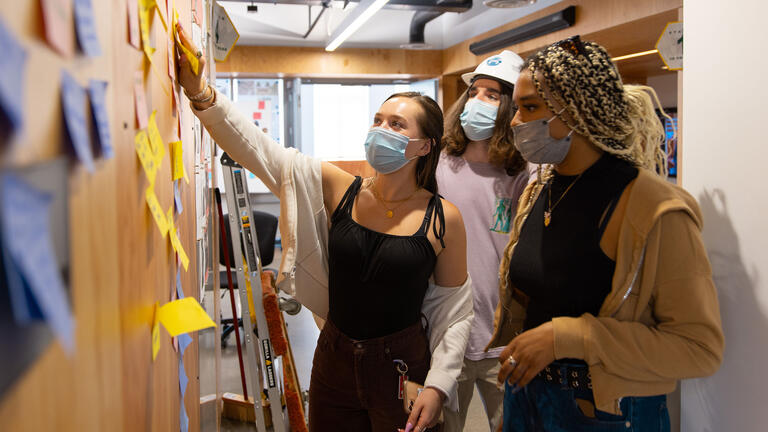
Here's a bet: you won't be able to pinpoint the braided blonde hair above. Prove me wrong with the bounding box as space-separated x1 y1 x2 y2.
498 39 674 313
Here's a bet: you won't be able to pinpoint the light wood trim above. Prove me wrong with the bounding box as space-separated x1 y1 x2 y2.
217 46 442 78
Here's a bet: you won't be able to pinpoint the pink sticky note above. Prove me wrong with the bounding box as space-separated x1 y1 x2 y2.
253 112 262 120
193 0 202 24
258 100 265 110
41 0 75 57
159 0 168 24
172 85 180 118
127 0 140 49
167 34 176 82
134 71 149 129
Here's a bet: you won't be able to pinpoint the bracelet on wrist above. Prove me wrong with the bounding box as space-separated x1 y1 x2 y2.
192 87 216 109
185 81 210 101
189 85 213 104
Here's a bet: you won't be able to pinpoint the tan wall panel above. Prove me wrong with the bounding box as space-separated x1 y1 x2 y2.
442 0 682 76
217 46 442 78
0 1 199 431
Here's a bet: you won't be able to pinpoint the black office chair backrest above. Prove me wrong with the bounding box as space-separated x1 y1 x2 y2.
220 210 278 268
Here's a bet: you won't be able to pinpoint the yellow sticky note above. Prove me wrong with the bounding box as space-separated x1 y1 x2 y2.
145 186 169 237
173 9 199 75
170 140 183 181
176 232 189 271
167 208 190 271
171 6 178 36
147 111 166 166
150 0 168 31
135 130 158 186
159 297 216 337
152 301 161 361
139 0 155 60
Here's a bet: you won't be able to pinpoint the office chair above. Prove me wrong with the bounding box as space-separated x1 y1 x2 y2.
220 210 278 346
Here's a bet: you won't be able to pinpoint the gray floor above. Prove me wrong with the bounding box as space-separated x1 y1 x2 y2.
200 248 492 431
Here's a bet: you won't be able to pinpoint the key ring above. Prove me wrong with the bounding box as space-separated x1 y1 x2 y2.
393 359 408 375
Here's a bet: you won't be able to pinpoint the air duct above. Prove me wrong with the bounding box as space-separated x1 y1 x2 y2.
401 0 471 49
227 0 472 13
402 11 443 49
483 0 536 8
469 5 575 55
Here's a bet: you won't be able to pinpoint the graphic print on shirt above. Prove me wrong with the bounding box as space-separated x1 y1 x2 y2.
490 197 514 233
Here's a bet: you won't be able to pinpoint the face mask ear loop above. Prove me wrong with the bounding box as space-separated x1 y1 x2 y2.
546 107 573 141
401 138 428 164
546 106 568 124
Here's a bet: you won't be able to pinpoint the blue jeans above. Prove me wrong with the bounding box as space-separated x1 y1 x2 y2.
503 375 670 432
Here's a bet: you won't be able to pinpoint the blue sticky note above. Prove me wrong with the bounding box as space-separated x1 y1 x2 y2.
178 356 188 397
2 245 44 322
87 80 112 159
73 0 101 57
179 402 189 432
178 332 192 355
176 267 184 299
179 354 190 432
0 17 27 136
61 71 95 172
174 180 183 214
1 174 75 354
175 267 193 353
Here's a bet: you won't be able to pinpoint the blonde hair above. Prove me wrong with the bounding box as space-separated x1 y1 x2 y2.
498 39 674 311
527 39 671 175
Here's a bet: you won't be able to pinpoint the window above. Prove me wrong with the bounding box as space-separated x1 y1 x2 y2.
299 80 437 160
214 78 284 194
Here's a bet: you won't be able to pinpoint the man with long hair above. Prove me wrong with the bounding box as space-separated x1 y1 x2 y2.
437 50 529 432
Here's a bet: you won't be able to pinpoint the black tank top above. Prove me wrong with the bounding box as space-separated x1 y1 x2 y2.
328 177 445 340
508 154 638 331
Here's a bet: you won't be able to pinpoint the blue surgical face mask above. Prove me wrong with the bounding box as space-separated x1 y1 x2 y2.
364 127 424 174
460 98 498 141
512 109 573 165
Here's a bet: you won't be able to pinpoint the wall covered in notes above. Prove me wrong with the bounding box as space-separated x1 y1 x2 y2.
0 1 207 431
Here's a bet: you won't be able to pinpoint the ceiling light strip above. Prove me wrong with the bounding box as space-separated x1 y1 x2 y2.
612 49 658 62
325 0 391 51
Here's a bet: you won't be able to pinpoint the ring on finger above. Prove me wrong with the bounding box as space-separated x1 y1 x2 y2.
507 356 517 367
196 50 203 58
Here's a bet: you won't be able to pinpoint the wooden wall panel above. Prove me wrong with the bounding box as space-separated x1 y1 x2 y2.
217 46 443 78
0 1 199 431
442 0 683 76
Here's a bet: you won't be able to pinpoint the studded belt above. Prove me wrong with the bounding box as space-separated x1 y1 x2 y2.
538 362 593 391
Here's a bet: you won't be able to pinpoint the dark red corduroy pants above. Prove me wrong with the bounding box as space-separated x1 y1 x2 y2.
308 319 441 432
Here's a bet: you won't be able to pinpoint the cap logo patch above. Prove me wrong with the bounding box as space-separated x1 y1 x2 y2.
486 57 503 66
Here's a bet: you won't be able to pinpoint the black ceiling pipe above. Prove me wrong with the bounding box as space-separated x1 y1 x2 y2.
227 0 472 13
408 11 444 45
406 0 470 47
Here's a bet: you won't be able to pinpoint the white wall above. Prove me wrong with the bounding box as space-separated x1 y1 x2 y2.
682 2 768 431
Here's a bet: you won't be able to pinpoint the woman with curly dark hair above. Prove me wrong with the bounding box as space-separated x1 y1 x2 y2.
491 36 724 432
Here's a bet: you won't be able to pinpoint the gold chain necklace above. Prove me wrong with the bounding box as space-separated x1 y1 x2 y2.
544 173 584 227
369 178 420 218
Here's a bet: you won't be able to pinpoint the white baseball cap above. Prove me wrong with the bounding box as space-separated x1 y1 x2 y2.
461 50 525 87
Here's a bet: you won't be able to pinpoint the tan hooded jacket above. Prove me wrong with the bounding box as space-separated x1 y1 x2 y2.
487 168 725 415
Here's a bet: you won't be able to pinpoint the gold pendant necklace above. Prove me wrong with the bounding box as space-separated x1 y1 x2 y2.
370 178 420 218
545 172 584 227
